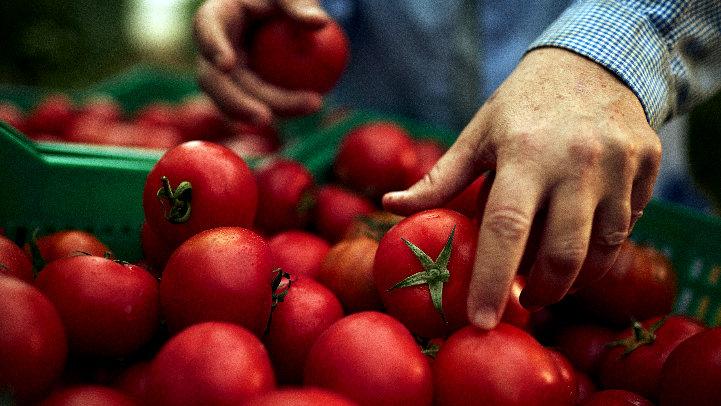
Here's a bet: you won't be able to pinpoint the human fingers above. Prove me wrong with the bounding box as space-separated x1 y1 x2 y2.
193 0 249 72
276 0 330 27
466 165 545 330
228 67 323 117
382 134 489 216
197 56 273 126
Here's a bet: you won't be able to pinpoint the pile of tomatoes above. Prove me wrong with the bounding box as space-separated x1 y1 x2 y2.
2 118 720 406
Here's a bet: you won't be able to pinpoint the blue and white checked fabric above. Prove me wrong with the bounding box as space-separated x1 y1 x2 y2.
529 0 721 130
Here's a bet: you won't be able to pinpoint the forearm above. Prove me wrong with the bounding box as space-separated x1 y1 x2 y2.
528 0 721 130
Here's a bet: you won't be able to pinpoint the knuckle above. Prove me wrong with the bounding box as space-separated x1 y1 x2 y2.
542 240 587 273
592 229 629 250
483 207 532 245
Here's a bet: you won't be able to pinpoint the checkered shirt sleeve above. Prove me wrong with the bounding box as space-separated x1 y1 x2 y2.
528 0 721 130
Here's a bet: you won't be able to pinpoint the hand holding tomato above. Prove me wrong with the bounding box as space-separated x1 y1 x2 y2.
382 47 662 330
194 0 343 126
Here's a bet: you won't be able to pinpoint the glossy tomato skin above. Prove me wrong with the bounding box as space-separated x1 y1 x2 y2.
34 256 160 357
249 16 349 94
0 276 67 405
547 348 580 404
433 323 576 406
142 141 257 249
373 208 477 338
406 138 446 185
111 359 153 402
243 387 359 406
263 276 344 385
598 314 706 402
303 311 433 406
159 226 273 336
313 184 376 243
333 122 419 200
658 326 721 406
37 385 137 406
24 229 112 263
144 321 275 406
572 240 678 328
267 230 330 280
318 236 385 314
577 389 654 406
254 158 316 235
500 274 533 332
0 234 33 282
553 323 619 378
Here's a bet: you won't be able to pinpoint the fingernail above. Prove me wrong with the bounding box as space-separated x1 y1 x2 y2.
471 308 499 331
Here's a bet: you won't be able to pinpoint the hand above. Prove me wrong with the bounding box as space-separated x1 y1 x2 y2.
382 47 662 330
193 0 329 126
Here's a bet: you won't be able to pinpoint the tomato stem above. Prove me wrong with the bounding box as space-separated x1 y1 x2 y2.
156 176 192 224
387 225 455 323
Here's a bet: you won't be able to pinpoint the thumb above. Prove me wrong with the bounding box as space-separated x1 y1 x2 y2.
382 139 483 216
277 0 330 28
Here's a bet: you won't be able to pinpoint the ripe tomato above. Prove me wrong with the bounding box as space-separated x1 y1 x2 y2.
254 158 316 235
173 95 231 141
572 240 678 328
139 221 175 276
142 141 258 249
547 348 580 405
342 210 404 241
110 359 152 402
144 321 275 406
433 323 576 406
333 122 419 199
318 236 385 314
37 385 137 406
373 208 478 338
313 184 376 243
222 122 281 158
0 275 67 405
303 311 433 406
34 255 161 357
267 230 330 280
444 173 487 220
159 226 274 336
248 16 349 94
25 93 76 137
263 276 344 385
658 326 721 406
552 322 619 378
577 389 654 406
0 234 33 282
24 229 112 264
0 101 27 133
598 314 706 402
406 138 446 185
500 274 533 332
243 387 359 406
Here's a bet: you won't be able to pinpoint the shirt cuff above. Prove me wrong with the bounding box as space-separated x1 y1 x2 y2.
527 0 671 130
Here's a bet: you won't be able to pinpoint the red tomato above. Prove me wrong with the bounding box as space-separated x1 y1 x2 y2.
342 210 404 241
576 371 598 404
333 122 419 199
433 323 576 406
553 323 619 377
159 226 273 336
313 184 376 243
445 173 487 220
0 101 27 133
0 234 33 282
243 387 359 406
303 311 433 406
173 95 231 141
572 240 678 328
139 221 175 276
132 122 184 150
500 274 533 332
78 96 124 122
547 348 580 405
222 122 280 158
0 276 67 405
111 359 152 402
598 314 706 402
25 93 77 137
406 138 446 185
248 16 349 94
144 321 275 406
254 158 316 234
267 230 330 280
317 236 385 314
577 389 654 406
24 229 112 264
658 326 721 406
133 102 178 130
34 256 160 357
373 208 477 338
142 141 258 249
37 385 137 406
263 276 344 385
